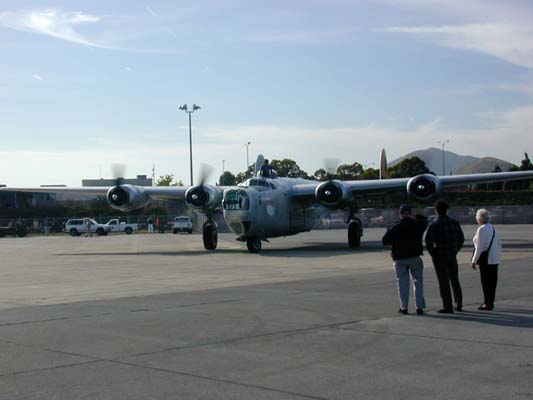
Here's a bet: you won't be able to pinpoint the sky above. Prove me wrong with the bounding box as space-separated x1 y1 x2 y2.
1 0 533 186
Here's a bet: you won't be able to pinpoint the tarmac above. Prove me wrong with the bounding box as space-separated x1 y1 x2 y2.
0 225 532 399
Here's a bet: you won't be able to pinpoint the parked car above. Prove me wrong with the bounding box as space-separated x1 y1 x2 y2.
172 216 193 234
104 219 139 234
0 224 27 238
63 219 112 236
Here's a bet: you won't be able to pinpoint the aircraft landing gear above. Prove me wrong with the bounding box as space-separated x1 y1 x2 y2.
348 218 362 248
246 237 262 253
202 222 218 250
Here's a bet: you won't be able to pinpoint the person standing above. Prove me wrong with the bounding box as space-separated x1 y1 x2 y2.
259 159 273 178
471 209 502 311
425 199 465 313
147 216 154 233
84 217 93 238
382 204 428 315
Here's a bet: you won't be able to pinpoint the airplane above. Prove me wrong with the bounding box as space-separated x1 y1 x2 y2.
2 152 533 253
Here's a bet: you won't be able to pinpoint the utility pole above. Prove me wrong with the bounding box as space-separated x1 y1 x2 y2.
222 160 226 185
437 139 450 176
245 141 251 177
179 104 201 186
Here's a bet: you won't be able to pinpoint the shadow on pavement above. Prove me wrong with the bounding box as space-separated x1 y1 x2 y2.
426 309 533 328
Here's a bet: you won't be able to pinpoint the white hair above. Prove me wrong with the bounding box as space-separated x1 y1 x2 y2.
476 209 491 224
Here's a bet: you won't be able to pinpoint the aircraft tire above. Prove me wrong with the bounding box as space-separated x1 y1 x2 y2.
203 223 218 250
246 237 262 253
348 221 361 248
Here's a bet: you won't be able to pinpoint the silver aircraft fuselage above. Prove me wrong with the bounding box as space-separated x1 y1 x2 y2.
222 176 320 239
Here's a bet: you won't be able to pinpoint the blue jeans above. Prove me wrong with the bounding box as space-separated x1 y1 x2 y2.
394 256 426 310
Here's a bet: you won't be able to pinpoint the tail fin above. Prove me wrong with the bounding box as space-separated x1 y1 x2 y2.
254 154 264 177
379 149 388 179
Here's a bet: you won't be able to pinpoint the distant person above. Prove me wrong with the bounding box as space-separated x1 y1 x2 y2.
471 209 502 311
147 216 154 233
259 159 273 178
382 204 428 315
43 217 50 235
425 199 465 313
84 217 93 238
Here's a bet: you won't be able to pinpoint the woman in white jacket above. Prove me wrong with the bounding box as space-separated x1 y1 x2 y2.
471 209 502 310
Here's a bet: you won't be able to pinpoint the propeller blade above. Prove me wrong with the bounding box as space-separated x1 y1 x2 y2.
197 163 214 186
323 158 340 176
111 163 126 186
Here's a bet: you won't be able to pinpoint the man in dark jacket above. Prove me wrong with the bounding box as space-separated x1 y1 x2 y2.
425 199 465 313
382 204 428 315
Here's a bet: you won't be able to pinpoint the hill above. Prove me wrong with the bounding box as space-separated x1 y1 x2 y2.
455 157 515 174
389 147 479 175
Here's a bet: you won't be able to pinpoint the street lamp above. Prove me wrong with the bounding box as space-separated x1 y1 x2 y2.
179 103 201 186
437 139 450 176
222 160 226 185
245 141 251 177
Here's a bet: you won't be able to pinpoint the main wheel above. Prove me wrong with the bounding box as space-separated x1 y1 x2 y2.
348 221 361 248
202 223 218 250
246 237 262 253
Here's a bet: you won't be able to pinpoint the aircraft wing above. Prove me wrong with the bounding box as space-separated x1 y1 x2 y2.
290 170 533 199
0 185 191 199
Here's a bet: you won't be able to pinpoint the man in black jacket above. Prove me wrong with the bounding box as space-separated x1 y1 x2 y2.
382 204 428 315
425 199 465 314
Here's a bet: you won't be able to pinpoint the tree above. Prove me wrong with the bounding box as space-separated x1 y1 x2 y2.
219 171 236 186
361 167 379 180
156 174 183 186
336 162 364 180
235 165 255 184
387 157 432 178
270 159 309 178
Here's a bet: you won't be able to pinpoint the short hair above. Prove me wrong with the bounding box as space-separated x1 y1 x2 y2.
399 204 412 215
434 199 448 215
476 209 491 224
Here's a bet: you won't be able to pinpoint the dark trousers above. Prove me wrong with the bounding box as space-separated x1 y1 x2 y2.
432 254 463 310
479 264 498 307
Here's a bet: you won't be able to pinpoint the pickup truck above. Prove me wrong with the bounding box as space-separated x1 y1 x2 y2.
172 216 193 234
104 219 139 234
64 219 113 236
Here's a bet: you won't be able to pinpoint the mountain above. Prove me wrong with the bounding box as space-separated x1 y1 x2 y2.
455 157 515 174
389 147 479 175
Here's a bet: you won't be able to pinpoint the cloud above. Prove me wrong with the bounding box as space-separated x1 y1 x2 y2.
0 9 114 49
385 23 533 69
32 74 43 81
145 5 158 17
2 104 533 186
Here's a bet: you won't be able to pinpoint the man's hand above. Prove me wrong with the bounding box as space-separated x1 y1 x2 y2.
471 263 477 270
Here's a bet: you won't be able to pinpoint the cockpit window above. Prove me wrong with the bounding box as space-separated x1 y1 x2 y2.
223 189 250 210
240 178 274 190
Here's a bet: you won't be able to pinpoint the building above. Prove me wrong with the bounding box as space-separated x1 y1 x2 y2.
82 175 152 187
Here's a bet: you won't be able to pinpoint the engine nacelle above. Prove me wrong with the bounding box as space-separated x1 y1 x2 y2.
315 180 353 209
185 185 223 211
106 185 150 212
406 174 442 201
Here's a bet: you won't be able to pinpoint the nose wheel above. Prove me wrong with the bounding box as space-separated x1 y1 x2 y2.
348 219 362 248
246 237 262 253
202 222 218 250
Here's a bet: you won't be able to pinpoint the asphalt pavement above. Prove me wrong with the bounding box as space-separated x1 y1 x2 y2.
0 226 532 399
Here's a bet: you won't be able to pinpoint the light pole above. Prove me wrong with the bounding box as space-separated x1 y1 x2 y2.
437 139 450 176
245 141 251 177
179 104 201 186
222 160 226 185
